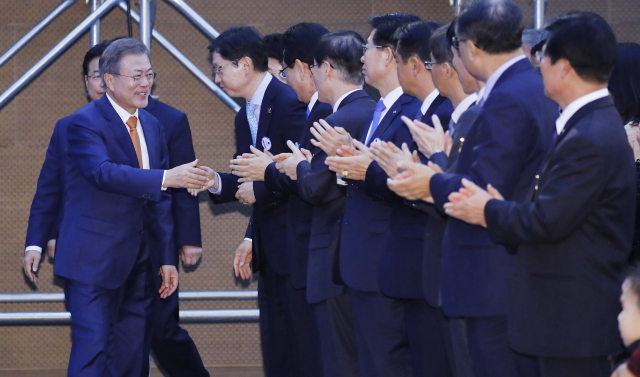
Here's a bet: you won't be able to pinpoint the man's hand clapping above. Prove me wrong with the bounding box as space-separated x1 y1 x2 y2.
402 115 446 158
230 146 274 183
274 140 312 180
370 141 419 178
325 139 372 181
310 119 353 157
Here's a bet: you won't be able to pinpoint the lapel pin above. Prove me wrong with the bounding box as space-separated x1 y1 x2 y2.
261 136 272 151
268 107 272 114
373 137 381 145
392 110 397 114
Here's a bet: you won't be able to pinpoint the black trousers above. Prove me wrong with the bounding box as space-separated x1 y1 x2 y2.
150 250 209 377
311 292 359 377
349 288 413 377
466 315 519 377
258 261 321 377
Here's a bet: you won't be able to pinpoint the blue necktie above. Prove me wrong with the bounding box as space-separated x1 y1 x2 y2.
415 108 424 122
246 102 258 146
365 99 387 145
306 107 311 120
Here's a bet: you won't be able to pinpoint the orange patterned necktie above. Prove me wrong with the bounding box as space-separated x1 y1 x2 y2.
126 116 143 168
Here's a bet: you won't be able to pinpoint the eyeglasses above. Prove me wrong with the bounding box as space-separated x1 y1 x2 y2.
424 61 444 71
212 59 238 77
113 72 156 83
86 74 102 82
362 44 384 54
278 64 290 79
451 36 468 50
309 61 334 70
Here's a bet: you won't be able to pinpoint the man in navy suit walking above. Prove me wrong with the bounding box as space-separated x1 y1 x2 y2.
443 12 635 377
197 27 307 377
44 38 205 377
387 2 559 376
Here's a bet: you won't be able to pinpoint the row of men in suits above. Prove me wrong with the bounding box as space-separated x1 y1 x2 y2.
194 3 636 377
23 39 212 376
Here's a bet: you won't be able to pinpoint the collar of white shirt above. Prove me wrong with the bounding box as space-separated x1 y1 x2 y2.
333 88 361 113
452 93 479 124
106 93 139 125
420 89 440 116
555 88 610 135
248 73 273 106
483 55 527 102
382 86 404 112
308 91 319 113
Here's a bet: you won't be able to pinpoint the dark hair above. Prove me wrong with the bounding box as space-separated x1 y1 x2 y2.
263 33 284 62
281 23 329 67
430 25 453 64
83 38 117 76
208 26 268 72
456 0 524 54
544 12 617 84
521 29 548 50
369 13 421 49
314 30 366 85
609 43 640 124
394 20 441 63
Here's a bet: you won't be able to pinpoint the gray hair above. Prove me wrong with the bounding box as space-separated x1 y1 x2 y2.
99 38 151 87
522 29 548 50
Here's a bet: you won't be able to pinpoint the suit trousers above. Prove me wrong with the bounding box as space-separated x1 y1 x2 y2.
149 250 209 377
349 288 413 377
466 315 519 377
404 299 453 377
258 260 320 377
446 317 476 377
64 240 155 377
311 292 359 377
516 355 612 377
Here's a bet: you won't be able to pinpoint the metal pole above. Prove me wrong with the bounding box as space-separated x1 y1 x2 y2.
117 1 239 113
0 0 78 70
534 0 545 29
162 0 219 40
0 291 257 303
0 309 259 325
90 0 101 47
0 0 119 110
139 0 152 48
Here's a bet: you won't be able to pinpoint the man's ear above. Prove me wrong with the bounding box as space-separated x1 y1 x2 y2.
104 74 114 92
409 55 421 77
239 57 253 74
465 40 479 63
294 59 306 80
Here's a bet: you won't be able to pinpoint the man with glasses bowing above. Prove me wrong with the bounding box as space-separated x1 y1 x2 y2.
53 38 206 377
194 26 307 377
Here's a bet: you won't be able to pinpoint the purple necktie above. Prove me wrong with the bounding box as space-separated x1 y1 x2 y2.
365 99 387 145
551 128 558 146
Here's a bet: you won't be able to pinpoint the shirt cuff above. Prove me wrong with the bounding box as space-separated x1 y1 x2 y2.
243 238 252 242
25 246 42 254
208 172 223 195
161 171 167 191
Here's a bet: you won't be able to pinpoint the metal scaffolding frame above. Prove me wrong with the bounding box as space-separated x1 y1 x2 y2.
0 0 239 112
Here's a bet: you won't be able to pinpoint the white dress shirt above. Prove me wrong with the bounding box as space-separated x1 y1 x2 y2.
333 88 361 113
421 89 441 116
209 73 274 196
452 93 479 124
308 91 319 114
364 86 404 143
482 55 527 103
26 94 166 254
555 88 610 135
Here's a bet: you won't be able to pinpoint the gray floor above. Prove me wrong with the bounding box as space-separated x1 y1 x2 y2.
0 367 264 377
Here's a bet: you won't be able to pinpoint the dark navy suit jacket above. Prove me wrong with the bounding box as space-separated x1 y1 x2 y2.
365 95 452 299
421 103 481 307
263 100 334 289
429 58 558 317
339 92 422 292
25 116 71 250
295 90 376 303
54 95 174 289
145 97 201 248
486 96 635 358
209 76 306 275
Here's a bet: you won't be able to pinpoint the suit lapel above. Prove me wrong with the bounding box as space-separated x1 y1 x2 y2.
97 96 140 168
255 79 278 149
424 95 446 120
139 110 157 168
